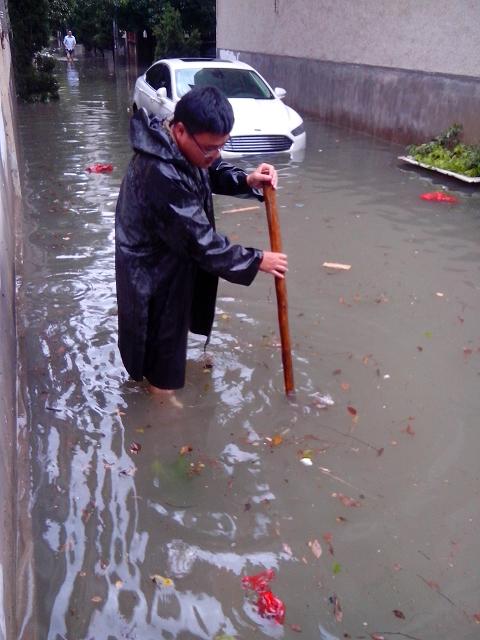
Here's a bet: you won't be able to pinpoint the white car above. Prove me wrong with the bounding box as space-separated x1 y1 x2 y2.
132 58 306 159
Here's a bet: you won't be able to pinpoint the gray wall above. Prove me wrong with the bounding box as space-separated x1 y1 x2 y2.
217 0 480 77
217 0 480 144
0 2 21 638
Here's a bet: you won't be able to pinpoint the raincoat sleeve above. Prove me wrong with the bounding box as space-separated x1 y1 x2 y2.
209 159 262 200
146 170 262 285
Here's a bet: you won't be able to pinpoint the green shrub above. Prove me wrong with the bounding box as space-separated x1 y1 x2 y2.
407 124 480 177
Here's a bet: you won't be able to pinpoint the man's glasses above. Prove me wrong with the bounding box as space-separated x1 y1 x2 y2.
187 129 229 158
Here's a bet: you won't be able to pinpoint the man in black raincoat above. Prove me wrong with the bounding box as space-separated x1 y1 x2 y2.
115 86 287 399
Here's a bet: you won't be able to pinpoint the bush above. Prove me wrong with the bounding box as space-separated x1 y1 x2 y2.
407 124 480 177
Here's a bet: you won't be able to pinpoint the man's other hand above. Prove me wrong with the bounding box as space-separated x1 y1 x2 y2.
246 163 278 190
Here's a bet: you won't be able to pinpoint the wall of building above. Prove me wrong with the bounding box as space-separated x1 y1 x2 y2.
216 0 480 144
0 2 21 638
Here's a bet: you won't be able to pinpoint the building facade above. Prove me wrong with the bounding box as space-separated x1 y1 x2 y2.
216 0 480 143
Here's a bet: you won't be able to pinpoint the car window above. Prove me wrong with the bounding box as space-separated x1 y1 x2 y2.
145 63 172 98
175 68 274 99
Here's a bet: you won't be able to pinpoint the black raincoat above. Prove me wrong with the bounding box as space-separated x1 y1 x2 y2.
115 109 263 389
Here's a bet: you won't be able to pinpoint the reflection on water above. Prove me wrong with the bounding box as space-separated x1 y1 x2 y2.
17 59 480 639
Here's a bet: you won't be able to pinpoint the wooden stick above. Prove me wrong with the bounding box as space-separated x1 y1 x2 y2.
263 184 295 397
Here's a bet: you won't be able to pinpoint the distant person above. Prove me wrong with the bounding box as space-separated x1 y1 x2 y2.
63 30 76 61
115 86 287 405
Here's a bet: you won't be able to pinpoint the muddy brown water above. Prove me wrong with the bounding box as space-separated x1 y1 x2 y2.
16 59 480 640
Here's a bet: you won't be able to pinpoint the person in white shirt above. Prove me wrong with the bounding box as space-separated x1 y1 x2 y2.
63 30 76 61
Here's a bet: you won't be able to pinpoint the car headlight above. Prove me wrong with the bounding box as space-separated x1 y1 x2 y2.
291 122 305 137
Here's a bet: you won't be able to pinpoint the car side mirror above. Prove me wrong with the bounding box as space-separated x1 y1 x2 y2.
156 87 167 101
274 87 287 100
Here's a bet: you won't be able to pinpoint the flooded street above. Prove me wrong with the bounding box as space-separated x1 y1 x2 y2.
16 59 480 639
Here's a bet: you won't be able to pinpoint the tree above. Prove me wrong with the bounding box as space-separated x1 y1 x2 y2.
48 0 76 33
8 0 58 101
152 2 200 59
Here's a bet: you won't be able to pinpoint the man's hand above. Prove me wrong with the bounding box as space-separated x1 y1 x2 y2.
246 163 278 190
259 251 288 278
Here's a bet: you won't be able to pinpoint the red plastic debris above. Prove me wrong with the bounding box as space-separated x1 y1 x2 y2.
85 163 114 173
420 191 458 203
242 569 285 625
241 569 275 592
256 590 285 624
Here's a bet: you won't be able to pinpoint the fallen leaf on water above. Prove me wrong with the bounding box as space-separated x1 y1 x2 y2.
402 423 415 436
282 542 293 556
473 613 480 623
332 562 342 575
377 447 384 457
151 574 174 588
424 578 440 590
308 539 322 559
332 369 342 375
393 563 402 572
290 624 302 632
271 434 284 446
323 532 334 555
179 445 193 455
91 596 102 603
129 441 141 454
115 580 123 589
332 492 361 507
330 593 343 621
371 634 385 640
340 382 350 391
393 609 405 619
347 406 357 416
336 516 348 523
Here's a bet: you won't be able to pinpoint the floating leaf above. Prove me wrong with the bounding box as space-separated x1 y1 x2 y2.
290 624 302 632
347 406 357 416
393 609 405 619
332 492 361 508
282 543 293 556
129 441 141 455
115 580 123 589
332 562 342 575
308 539 322 559
179 445 193 455
271 434 284 446
371 634 385 640
473 613 480 623
330 593 343 621
151 574 174 588
91 595 102 603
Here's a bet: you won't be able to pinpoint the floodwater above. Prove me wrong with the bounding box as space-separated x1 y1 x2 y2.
16 59 480 640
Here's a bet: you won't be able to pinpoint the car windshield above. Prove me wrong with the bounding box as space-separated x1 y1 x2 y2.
175 67 274 99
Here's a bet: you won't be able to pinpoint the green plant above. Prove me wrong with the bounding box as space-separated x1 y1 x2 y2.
407 124 480 177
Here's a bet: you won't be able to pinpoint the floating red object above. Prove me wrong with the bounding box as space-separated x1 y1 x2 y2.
241 569 275 592
256 590 286 624
242 569 285 624
86 163 114 173
420 192 458 203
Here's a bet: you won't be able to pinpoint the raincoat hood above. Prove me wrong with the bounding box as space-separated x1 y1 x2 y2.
130 108 185 165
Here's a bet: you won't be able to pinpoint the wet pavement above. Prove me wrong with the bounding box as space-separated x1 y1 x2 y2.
16 58 480 639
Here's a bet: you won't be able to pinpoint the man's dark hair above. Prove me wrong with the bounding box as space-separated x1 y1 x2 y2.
173 86 234 135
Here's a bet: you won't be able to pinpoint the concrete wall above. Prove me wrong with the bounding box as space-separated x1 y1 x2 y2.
0 2 21 638
217 0 480 78
217 0 480 144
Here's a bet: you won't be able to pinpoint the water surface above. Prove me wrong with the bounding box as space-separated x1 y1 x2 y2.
16 58 480 640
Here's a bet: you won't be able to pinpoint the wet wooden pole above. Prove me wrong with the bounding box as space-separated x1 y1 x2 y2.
263 183 295 397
